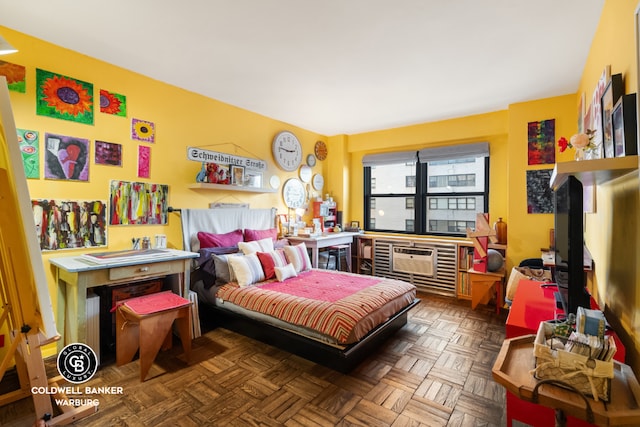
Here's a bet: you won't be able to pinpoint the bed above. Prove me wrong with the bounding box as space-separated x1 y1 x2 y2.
178 207 419 372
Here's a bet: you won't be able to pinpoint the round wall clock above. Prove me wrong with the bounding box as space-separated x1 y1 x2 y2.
272 131 303 171
299 165 312 183
314 140 328 161
269 175 281 189
306 153 316 167
282 178 306 208
312 173 324 191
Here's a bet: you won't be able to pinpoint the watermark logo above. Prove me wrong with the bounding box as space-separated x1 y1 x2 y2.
57 343 98 384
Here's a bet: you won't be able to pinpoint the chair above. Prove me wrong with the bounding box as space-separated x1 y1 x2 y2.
328 244 351 272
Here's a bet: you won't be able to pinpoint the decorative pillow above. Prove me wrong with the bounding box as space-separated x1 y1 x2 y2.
212 253 242 285
257 249 288 280
197 229 243 249
283 243 312 273
274 238 289 249
197 247 239 289
228 253 266 287
238 237 274 255
244 228 278 242
275 263 297 282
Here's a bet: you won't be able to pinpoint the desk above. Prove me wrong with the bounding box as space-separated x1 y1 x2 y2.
50 249 198 351
287 232 359 268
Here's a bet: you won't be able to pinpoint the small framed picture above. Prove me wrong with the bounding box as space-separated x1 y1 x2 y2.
231 165 245 185
244 170 263 188
350 221 360 228
612 93 638 157
601 74 623 158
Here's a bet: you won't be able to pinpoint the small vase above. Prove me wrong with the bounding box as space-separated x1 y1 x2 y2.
494 217 507 245
574 148 585 161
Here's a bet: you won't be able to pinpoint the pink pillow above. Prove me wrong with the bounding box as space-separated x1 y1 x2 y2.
197 229 243 249
244 228 278 242
257 250 288 279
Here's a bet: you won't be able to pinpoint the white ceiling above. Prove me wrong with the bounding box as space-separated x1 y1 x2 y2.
0 0 604 136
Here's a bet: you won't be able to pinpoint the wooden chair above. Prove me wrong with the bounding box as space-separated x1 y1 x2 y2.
116 291 192 381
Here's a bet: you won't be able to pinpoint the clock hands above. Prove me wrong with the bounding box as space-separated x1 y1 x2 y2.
279 147 296 153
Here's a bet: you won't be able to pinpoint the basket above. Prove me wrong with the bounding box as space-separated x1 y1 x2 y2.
532 321 613 402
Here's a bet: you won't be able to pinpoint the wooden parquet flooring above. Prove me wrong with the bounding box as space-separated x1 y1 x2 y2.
0 293 508 426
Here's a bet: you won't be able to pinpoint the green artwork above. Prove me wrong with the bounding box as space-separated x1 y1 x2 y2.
99 89 127 117
17 128 39 178
36 68 94 125
0 61 26 93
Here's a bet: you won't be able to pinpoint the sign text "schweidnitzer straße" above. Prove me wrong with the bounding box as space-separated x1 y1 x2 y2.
187 147 267 171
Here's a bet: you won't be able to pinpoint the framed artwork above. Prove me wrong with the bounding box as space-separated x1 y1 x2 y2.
601 73 623 158
0 60 26 93
350 221 360 228
137 145 150 178
99 89 127 116
527 119 555 165
109 180 169 225
131 118 155 143
587 65 611 159
36 69 94 124
244 170 263 188
44 133 90 181
231 165 245 185
95 140 122 166
526 169 553 214
17 128 39 178
612 94 638 157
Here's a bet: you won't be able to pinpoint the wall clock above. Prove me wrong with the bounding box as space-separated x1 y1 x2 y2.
306 153 316 167
312 173 324 191
282 178 306 208
272 131 303 171
269 175 281 189
299 165 312 183
314 140 328 161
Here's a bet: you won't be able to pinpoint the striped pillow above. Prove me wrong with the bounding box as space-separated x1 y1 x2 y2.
257 249 288 280
228 253 265 287
283 243 312 273
238 237 275 255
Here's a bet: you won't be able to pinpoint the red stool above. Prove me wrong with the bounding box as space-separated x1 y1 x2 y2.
116 291 192 381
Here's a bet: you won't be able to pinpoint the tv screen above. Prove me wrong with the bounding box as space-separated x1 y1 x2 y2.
554 175 590 315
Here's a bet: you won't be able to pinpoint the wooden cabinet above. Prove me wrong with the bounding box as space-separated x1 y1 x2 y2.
312 200 338 229
352 235 374 275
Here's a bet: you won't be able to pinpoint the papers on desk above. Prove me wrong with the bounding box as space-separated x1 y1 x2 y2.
81 248 173 264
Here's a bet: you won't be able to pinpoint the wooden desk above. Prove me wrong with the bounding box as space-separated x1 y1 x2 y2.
50 249 198 351
467 267 505 312
287 232 359 268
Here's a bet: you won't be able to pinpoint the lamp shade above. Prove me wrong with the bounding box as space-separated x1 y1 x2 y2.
0 35 17 55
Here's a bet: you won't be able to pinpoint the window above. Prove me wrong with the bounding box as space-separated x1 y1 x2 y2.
362 143 489 236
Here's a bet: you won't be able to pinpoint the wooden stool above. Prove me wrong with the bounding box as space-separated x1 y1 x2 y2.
116 291 192 381
467 268 505 313
329 244 351 272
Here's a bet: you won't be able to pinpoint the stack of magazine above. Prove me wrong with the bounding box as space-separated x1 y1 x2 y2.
564 331 617 362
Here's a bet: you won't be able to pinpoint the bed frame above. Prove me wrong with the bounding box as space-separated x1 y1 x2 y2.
178 207 420 373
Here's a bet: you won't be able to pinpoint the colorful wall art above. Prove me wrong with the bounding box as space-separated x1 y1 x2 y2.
32 199 107 251
36 69 94 124
0 60 26 93
44 133 90 181
138 145 150 178
131 118 155 142
527 119 555 165
109 180 169 225
17 128 39 178
99 89 127 116
526 169 553 213
95 140 122 166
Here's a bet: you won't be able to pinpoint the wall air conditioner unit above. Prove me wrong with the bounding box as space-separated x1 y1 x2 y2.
392 246 436 277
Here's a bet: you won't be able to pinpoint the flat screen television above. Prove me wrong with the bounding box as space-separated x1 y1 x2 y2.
553 175 591 315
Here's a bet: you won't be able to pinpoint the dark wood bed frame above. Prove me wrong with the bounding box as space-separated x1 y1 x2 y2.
199 298 420 373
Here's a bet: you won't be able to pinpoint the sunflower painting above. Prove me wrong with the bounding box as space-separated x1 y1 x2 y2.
0 60 26 93
36 69 93 124
131 118 155 143
99 89 127 116
17 128 39 178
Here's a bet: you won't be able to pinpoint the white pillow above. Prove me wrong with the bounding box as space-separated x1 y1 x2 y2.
238 237 275 255
275 263 297 282
283 242 312 273
228 253 266 287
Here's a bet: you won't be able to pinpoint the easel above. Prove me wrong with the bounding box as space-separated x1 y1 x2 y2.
0 78 96 424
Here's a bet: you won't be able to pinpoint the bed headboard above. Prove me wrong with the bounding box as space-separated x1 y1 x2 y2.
180 207 277 252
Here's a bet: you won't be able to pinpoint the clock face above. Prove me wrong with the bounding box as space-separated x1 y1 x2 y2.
306 153 316 167
282 178 306 208
314 141 328 161
312 173 324 191
299 165 312 183
272 131 303 171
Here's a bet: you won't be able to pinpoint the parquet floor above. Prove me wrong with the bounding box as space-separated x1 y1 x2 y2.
0 292 508 426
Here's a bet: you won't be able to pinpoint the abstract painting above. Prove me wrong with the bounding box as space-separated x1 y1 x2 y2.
0 60 26 93
95 140 122 166
36 69 94 124
32 199 107 250
527 119 555 165
109 180 169 225
44 133 90 181
526 169 553 214
138 145 150 178
131 118 155 142
99 89 127 116
17 128 39 178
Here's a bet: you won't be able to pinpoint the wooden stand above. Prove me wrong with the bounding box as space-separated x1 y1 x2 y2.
116 292 192 381
467 268 505 312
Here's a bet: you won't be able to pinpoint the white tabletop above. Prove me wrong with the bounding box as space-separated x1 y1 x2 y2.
49 248 198 272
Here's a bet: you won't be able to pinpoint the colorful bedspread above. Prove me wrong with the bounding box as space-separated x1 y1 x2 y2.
216 270 416 344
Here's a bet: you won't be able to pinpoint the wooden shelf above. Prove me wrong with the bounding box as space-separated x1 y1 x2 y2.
188 183 277 193
550 156 638 190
